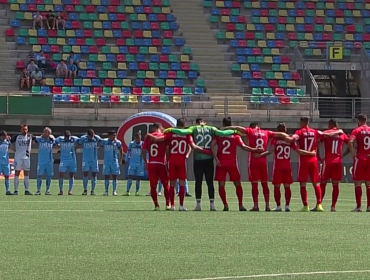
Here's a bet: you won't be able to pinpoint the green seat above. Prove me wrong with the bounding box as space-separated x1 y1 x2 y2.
19 29 28 36
355 3 363 9
190 63 198 71
160 95 169 102
53 53 62 61
48 38 57 45
137 71 146 79
209 15 219 23
296 89 305 96
286 17 295 24
315 2 325 9
102 46 110 54
263 88 273 96
290 97 299 104
216 31 225 39
169 55 177 63
355 25 364 32
183 47 192 55
250 96 260 104
63 46 72 53
262 48 271 55
177 71 186 79
98 71 108 78
243 1 252 8
365 18 370 25
85 38 95 46
139 47 148 54
29 37 37 45
93 30 103 38
15 12 24 20
80 95 89 102
117 6 125 13
74 79 83 86
343 49 351 57
88 14 97 21
126 54 135 62
255 32 264 40
130 14 138 21
230 9 239 16
247 56 256 63
81 0 90 4
252 88 262 95
277 24 286 31
252 17 260 24
103 87 112 95
62 87 71 94
196 79 206 87
149 63 159 70
114 79 123 86
155 79 165 87
44 0 52 4
304 49 313 56
37 5 45 11
162 38 172 46
305 10 314 17
266 72 274 79
126 39 135 46
333 34 343 41
231 64 240 72
297 33 305 41
160 63 169 70
121 22 130 29
57 30 65 37
235 24 244 31
256 56 264 64
161 0 170 6
325 18 334 24
75 5 83 12
120 95 129 102
269 10 277 16
203 0 212 8
142 87 150 94
289 41 298 47
183 87 192 95
364 42 370 49
247 40 256 47
314 25 323 32
278 80 287 88
161 22 170 30
89 54 98 61
277 2 286 8
124 0 132 4
271 64 280 71
83 21 92 29
31 86 40 93
344 10 352 17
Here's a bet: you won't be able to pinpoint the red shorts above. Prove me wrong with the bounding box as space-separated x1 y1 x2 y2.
168 163 186 181
298 160 319 183
148 163 168 187
248 160 268 182
353 157 370 181
215 164 241 182
272 168 293 185
320 161 342 181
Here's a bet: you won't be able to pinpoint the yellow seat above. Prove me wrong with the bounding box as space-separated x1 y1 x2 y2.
366 4 370 9
93 21 102 29
181 55 189 62
146 71 155 79
10 4 19 10
107 71 117 78
324 25 333 32
280 64 289 71
296 17 304 24
72 46 80 53
149 47 158 54
251 1 260 8
57 38 66 45
62 54 69 60
353 10 361 17
150 87 160 95
173 96 181 103
90 95 97 103
161 7 170 14
104 30 113 37
316 10 325 17
83 79 92 86
336 18 344 24
246 24 255 31
53 0 62 4
313 49 322 56
345 34 354 41
66 30 75 37
99 14 108 21
240 64 250 71
260 17 268 24
98 54 107 61
221 16 230 23
138 14 147 21
45 78 55 86
225 32 235 39
305 33 313 41
257 40 267 48
143 31 152 38
28 29 37 36
132 0 141 5
287 81 296 88
325 3 334 9
129 96 138 103
274 72 283 80
79 62 87 70
286 24 295 32
110 46 119 54
271 48 280 55
92 0 100 5
44 4 53 11
166 79 175 87
24 12 33 20
18 0 26 3
279 10 287 17
266 33 275 40
215 1 224 7
112 87 122 94
286 2 294 9
122 79 132 87
264 56 273 63
125 6 134 13
299 41 308 48
32 45 41 52
118 63 127 70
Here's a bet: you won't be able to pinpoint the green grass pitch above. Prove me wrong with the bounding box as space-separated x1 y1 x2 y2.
0 180 370 280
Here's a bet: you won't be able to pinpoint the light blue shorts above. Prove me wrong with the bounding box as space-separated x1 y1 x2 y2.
128 164 144 177
37 162 54 176
59 160 77 173
103 162 121 175
0 164 10 176
82 160 99 172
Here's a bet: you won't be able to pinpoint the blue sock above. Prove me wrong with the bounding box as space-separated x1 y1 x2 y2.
135 180 140 192
69 178 74 192
126 179 132 192
59 178 63 192
91 177 96 191
175 180 179 193
185 179 189 193
104 179 109 192
37 177 42 192
5 179 10 192
83 176 88 191
158 182 163 193
113 180 117 192
46 177 52 191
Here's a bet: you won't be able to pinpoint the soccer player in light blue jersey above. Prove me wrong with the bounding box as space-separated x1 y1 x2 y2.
35 127 55 195
0 131 12 195
79 129 101 195
125 133 144 196
101 130 123 196
55 130 79 195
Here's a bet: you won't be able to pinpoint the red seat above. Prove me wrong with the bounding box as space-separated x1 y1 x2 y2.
122 30 131 37
347 25 356 33
5 28 14 36
83 30 93 37
160 55 168 62
52 87 62 94
264 24 274 32
116 14 125 21
335 10 343 17
252 48 261 55
278 17 286 24
87 70 96 78
85 5 95 12
112 22 120 29
38 38 47 44
133 87 142 95
260 9 268 16
296 10 305 17
70 94 80 102
174 87 183 95
104 79 114 87
316 42 326 48
50 45 60 52
304 25 313 32
110 0 119 5
168 71 176 79
64 79 73 86
238 40 247 47
280 97 290 104
0 0 8 3
89 46 98 53
108 6 117 12
44 53 50 59
364 34 370 41
322 33 332 41
76 38 85 45
226 23 236 31
144 7 152 13
72 0 80 4
268 1 276 8
144 79 153 87
134 30 143 38
34 0 42 4
288 33 297 40
93 87 102 94
117 55 126 62
268 80 278 87
346 3 355 9
232 1 240 8
65 5 74 11
275 41 284 48
237 16 246 23
152 38 161 46
16 60 26 69
96 38 106 46
157 14 166 21
153 0 161 5
48 29 57 37
129 47 138 54
28 4 36 11
110 95 120 103
150 22 159 29
181 63 190 71
221 9 230 15
139 62 148 70
291 72 301 80
306 2 315 9
71 21 80 29
315 17 324 24
163 31 173 38
116 39 125 46
151 96 160 103
275 88 285 96
245 32 254 39
252 72 262 79
281 56 290 64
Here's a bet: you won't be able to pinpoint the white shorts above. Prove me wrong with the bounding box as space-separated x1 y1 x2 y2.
14 158 31 171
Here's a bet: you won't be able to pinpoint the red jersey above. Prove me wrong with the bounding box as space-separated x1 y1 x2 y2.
321 129 349 163
142 131 167 165
271 139 297 170
292 127 322 161
164 133 193 164
350 124 370 160
214 134 244 165
244 127 274 162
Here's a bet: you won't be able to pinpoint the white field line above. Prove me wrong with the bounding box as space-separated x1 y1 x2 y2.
0 209 104 212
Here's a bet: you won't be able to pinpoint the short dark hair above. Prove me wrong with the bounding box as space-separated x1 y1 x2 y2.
87 129 94 136
196 118 203 125
0 131 7 137
300 117 309 124
357 113 367 122
250 122 258 128
328 119 338 128
222 117 232 127
21 124 28 128
152 123 162 130
108 130 116 136
176 118 185 128
64 130 71 137
277 123 286 132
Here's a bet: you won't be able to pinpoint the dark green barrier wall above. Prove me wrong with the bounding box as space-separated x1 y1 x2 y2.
8 96 52 115
0 96 6 114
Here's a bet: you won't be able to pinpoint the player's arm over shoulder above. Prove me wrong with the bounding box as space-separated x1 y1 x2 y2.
147 132 166 143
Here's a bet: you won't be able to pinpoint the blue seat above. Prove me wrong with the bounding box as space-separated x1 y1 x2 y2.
129 63 138 70
61 95 70 102
260 2 268 8
288 10 296 17
296 25 304 32
142 95 151 103
106 54 116 62
237 56 246 63
87 62 95 69
65 21 72 29
308 42 318 48
20 4 28 10
273 56 281 64
92 79 101 86
142 22 151 30
81 46 89 53
166 14 175 22
259 80 268 87
165 87 173 95
188 71 198 79
276 33 284 40
101 0 109 5
314 33 323 41
182 96 191 103
305 17 313 24
211 8 220 15
68 13 78 20
100 95 110 103
242 72 252 79
53 95 62 102
230 40 238 48
252 9 260 16
270 96 279 104
41 86 50 94
119 46 128 54
16 37 25 44
296 2 305 9
235 48 244 55
75 30 84 37
286 89 296 96
162 47 171 54
134 39 143 46
26 0 34 3
143 39 152 46
131 22 141 30
249 80 258 87
113 30 122 38
170 63 180 71
135 79 144 87
255 24 263 31
70 86 80 93
62 0 71 4
135 6 144 13
338 3 346 9
267 40 276 48
148 14 157 21
366 26 370 33
41 45 50 52
68 38 77 45
174 79 183 87
152 30 161 38
11 19 20 27
81 87 90 94
102 22 111 29
244 48 253 55
54 5 63 11
78 70 87 78
135 54 145 62
170 22 178 30
150 55 159 62
55 78 64 86
117 71 127 78
159 71 168 79
224 1 232 8
230 16 238 23
97 6 106 12
122 87 131 94
283 72 291 80
235 32 245 39
260 96 269 104
174 38 184 46
344 42 353 49
345 18 353 25
362 10 370 17
38 29 47 37
268 17 277 24
250 64 260 71
355 34 363 41
194 87 204 95
327 10 335 17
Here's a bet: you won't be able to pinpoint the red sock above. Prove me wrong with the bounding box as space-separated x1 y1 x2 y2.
285 187 291 206
320 182 327 201
235 185 243 206
179 185 185 206
261 182 270 204
314 184 322 204
274 186 281 207
150 185 159 207
218 186 228 207
355 186 362 208
366 186 370 208
300 187 308 206
332 183 339 208
251 182 259 207
163 183 170 206
169 186 175 207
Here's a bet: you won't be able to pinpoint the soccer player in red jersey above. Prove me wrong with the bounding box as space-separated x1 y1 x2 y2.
270 123 316 212
319 119 348 212
142 123 170 210
348 114 370 212
211 117 260 211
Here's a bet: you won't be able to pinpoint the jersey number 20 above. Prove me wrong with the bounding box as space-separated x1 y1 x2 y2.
171 140 187 154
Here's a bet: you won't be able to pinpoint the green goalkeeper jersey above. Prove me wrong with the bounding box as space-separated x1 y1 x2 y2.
192 125 215 160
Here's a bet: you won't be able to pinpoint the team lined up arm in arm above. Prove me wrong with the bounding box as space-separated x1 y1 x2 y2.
210 138 220 166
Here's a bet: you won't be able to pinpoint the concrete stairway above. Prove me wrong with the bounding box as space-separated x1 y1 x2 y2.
171 0 249 116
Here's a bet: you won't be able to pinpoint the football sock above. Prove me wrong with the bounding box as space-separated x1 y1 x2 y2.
179 185 185 206
235 185 243 206
300 187 308 206
366 186 370 207
314 184 322 204
68 178 74 192
46 177 51 191
175 180 179 194
196 199 201 207
58 178 63 192
91 177 97 191
14 176 19 192
210 199 214 207
169 186 175 206
355 186 362 208
274 186 281 207
218 186 228 207
37 177 42 192
261 182 270 204
135 180 140 192
163 184 170 206
285 187 292 206
126 179 132 192
320 182 327 200
5 178 10 192
112 180 117 192
24 176 29 191
157 182 163 193
150 185 159 207
104 179 109 192
185 180 189 193
332 183 339 208
83 176 88 191
251 182 259 207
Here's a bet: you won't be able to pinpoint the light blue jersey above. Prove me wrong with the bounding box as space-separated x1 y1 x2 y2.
101 138 122 175
0 139 11 176
55 136 79 173
35 136 54 176
126 140 144 177
79 135 101 172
